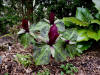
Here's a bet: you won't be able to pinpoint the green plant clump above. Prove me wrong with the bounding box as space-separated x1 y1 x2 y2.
60 63 78 75
33 69 50 75
16 54 32 67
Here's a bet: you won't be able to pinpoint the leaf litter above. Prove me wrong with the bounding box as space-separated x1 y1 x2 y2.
0 38 100 75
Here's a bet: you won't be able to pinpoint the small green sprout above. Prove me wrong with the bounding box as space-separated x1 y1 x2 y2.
16 54 33 67
60 63 78 75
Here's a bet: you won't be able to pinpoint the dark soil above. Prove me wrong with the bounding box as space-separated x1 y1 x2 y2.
0 38 100 75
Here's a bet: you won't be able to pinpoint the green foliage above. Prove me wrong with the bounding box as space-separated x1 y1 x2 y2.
34 45 51 65
76 7 94 22
77 29 100 41
62 7 94 27
33 69 50 75
77 41 92 51
19 33 35 48
61 28 91 58
63 17 89 27
77 29 89 42
87 30 100 41
16 54 32 67
91 19 100 25
4 73 8 75
18 21 93 65
62 28 78 41
33 39 67 65
54 39 67 61
92 0 100 14
60 63 78 75
35 0 95 20
0 1 21 34
62 7 100 41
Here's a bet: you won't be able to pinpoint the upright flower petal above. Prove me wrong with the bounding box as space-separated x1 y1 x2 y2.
48 24 59 46
22 19 29 32
49 11 55 24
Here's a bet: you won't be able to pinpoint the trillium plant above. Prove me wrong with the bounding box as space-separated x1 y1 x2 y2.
18 9 92 65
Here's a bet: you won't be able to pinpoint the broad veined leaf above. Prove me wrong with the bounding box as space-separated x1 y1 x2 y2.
91 19 100 25
54 39 67 62
92 0 100 14
77 29 89 42
76 7 94 22
62 17 89 27
19 33 35 48
87 30 100 41
62 28 78 42
34 45 51 65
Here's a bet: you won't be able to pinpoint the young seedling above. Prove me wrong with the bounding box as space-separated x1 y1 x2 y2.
60 63 78 75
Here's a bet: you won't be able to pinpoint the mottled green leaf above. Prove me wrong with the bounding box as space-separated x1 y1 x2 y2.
56 21 65 33
54 39 67 62
19 33 35 48
30 21 50 41
31 21 50 31
66 44 81 58
62 28 78 41
34 45 51 65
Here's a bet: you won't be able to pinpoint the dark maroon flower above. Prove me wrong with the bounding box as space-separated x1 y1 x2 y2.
48 24 59 46
22 19 29 32
49 11 55 24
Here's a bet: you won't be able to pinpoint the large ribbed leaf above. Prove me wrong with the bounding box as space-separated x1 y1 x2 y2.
76 7 94 22
92 0 100 14
63 17 89 27
77 29 89 42
87 30 100 41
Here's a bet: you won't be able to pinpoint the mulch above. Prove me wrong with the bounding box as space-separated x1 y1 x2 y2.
0 43 100 75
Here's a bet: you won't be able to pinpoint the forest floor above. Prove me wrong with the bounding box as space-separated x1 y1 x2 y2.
0 37 100 75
